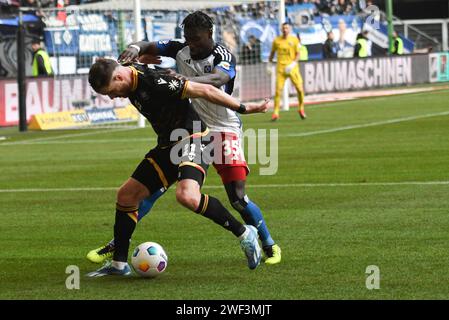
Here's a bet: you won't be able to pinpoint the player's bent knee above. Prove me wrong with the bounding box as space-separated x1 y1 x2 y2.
117 188 137 206
175 187 200 211
117 182 148 206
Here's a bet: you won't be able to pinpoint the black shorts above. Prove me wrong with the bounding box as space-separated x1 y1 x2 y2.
131 131 214 194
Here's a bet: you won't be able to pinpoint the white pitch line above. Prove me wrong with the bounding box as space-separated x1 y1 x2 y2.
285 110 449 137
1 181 449 193
2 137 157 145
1 126 141 146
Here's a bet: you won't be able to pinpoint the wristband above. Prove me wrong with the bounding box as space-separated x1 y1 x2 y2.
237 103 247 114
128 44 141 54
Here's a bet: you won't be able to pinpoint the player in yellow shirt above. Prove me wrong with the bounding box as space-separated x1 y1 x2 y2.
268 22 306 121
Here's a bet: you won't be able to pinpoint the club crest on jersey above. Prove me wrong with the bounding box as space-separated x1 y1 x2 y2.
218 61 230 70
204 64 212 73
157 78 167 85
168 79 179 91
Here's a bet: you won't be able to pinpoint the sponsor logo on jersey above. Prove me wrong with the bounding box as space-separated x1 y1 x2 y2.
204 64 212 73
218 61 231 70
168 80 180 91
158 40 169 45
157 78 167 85
184 59 191 64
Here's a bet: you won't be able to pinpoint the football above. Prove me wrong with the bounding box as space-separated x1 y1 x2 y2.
131 242 168 278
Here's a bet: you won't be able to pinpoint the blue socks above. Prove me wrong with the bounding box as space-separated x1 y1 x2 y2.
241 201 274 247
137 188 166 221
134 189 275 247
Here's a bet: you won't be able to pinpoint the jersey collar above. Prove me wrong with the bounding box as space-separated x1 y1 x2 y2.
129 66 139 92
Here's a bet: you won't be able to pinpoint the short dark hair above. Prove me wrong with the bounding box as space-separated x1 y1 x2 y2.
88 58 118 93
182 11 214 31
282 22 291 26
31 38 41 45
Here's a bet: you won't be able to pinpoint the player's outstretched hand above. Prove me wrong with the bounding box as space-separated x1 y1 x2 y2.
244 98 270 114
118 46 140 65
139 54 162 65
118 47 162 65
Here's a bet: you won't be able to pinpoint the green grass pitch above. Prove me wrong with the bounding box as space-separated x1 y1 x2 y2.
1 88 449 299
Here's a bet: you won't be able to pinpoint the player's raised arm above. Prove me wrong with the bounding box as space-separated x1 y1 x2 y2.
184 66 231 88
183 81 269 114
118 40 186 65
118 41 156 64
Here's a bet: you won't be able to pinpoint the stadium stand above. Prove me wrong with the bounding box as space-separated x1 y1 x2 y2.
0 0 446 128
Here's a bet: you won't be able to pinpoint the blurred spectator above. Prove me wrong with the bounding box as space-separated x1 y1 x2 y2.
56 0 67 22
314 0 333 15
240 35 262 65
31 38 53 76
334 0 349 15
297 33 308 61
353 31 369 58
301 0 366 16
322 31 337 58
349 0 361 13
20 0 53 17
1 0 19 6
0 0 20 14
21 0 53 8
335 19 353 57
365 0 374 8
21 0 36 6
391 30 404 55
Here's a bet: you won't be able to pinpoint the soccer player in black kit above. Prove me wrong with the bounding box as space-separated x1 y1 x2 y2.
86 58 269 276
88 11 281 267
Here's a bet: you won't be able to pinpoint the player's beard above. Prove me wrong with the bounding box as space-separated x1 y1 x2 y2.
190 43 214 60
190 50 210 60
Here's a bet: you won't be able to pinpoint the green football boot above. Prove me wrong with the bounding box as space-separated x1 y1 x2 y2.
263 244 281 265
86 242 115 264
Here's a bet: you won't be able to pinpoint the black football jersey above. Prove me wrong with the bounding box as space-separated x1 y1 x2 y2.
127 64 207 147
